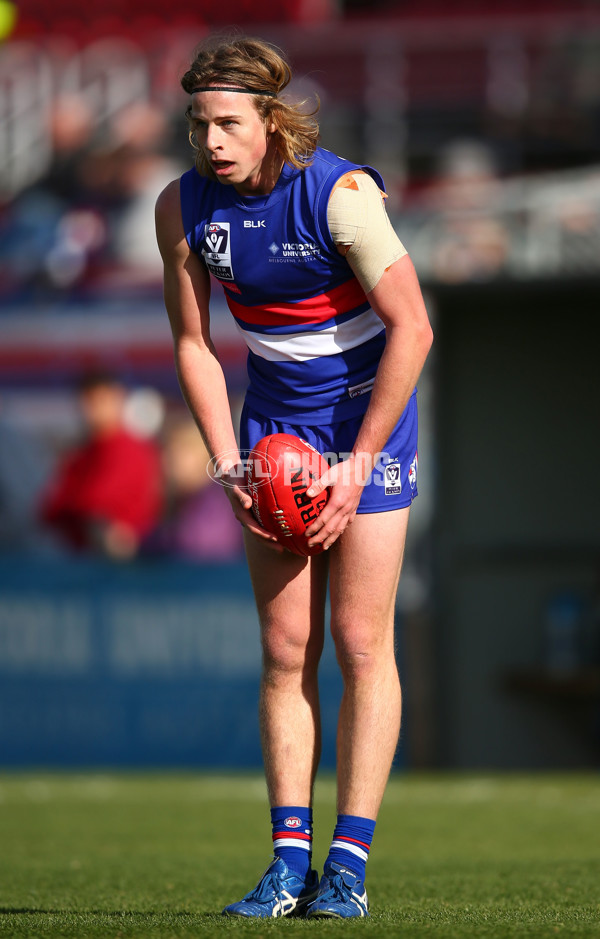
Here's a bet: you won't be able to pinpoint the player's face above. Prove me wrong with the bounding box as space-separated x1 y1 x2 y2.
189 90 278 196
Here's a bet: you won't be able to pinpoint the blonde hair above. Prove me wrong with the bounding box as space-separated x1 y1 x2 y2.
181 35 320 179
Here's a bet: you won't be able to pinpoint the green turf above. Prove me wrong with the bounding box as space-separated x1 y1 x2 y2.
0 772 599 937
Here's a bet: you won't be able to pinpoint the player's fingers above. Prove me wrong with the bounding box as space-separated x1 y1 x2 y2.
236 505 282 549
307 503 355 548
232 485 253 511
242 509 284 550
309 524 344 550
305 472 361 537
249 524 285 551
225 485 276 540
306 464 336 498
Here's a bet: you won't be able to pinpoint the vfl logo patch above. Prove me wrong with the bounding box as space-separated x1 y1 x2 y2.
284 816 302 828
384 461 402 495
202 221 234 281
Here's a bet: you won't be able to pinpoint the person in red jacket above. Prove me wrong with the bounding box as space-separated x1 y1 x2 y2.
39 370 163 560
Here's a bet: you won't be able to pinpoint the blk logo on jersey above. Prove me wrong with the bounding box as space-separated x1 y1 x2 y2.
384 461 402 495
202 221 234 281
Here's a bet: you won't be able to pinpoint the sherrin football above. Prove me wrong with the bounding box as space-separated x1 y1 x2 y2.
247 433 330 556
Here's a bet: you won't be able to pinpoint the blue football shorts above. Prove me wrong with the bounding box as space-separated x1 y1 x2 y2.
239 389 419 514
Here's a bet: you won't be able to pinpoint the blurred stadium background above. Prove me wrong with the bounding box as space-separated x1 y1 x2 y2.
1 0 599 774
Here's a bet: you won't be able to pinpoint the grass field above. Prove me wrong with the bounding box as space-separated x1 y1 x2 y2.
0 772 599 937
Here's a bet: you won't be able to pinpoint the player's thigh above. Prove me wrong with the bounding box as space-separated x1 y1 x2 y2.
244 530 329 662
329 506 410 643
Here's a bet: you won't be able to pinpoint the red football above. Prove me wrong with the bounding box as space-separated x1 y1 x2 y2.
247 433 330 556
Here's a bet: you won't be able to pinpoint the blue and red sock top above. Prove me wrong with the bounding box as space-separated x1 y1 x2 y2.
326 813 376 883
270 806 313 879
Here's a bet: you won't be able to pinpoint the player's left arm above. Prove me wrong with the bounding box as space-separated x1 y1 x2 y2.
306 174 433 548
352 253 434 466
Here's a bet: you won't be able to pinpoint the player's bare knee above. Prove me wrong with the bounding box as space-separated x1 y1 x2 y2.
262 627 322 677
331 628 385 679
337 649 380 684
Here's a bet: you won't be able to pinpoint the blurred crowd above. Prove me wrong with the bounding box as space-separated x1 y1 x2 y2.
0 370 245 563
0 36 251 566
0 95 187 299
1 15 600 298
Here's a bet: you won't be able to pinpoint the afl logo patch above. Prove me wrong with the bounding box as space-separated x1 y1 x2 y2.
202 221 234 281
284 816 302 828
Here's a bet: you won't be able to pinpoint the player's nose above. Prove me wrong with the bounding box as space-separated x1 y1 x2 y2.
205 124 222 152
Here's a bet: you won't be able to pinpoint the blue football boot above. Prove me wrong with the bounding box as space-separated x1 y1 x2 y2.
306 861 370 918
222 857 319 918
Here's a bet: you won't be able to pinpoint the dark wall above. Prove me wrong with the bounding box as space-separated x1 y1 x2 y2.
432 278 600 768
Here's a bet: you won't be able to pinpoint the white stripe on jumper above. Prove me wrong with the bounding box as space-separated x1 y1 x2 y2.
330 839 369 863
235 308 383 362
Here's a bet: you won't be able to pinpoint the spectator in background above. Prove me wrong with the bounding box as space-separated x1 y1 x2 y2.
0 91 107 298
0 94 182 298
145 414 244 561
108 102 186 279
44 92 97 206
423 139 510 283
39 370 163 560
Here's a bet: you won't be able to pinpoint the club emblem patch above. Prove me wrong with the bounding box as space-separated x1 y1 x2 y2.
408 452 418 490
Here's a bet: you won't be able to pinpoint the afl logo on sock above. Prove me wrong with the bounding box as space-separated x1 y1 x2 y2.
284 816 302 828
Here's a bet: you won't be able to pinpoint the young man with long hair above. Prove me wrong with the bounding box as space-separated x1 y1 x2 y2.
156 35 433 919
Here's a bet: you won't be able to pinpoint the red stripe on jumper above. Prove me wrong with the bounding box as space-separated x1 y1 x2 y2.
272 831 312 841
224 277 367 328
335 835 371 850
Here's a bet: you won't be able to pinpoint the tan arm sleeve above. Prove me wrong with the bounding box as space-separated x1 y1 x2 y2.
327 171 407 294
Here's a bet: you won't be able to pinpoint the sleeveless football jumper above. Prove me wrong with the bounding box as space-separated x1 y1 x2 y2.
180 146 419 510
180 147 391 424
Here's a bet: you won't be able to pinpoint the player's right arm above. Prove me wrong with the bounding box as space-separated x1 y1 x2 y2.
155 180 238 471
155 179 279 546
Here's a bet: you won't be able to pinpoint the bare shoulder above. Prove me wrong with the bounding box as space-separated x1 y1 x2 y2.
155 178 182 222
155 179 186 258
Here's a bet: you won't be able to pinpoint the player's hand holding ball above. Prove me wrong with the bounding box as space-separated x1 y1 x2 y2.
247 434 330 556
